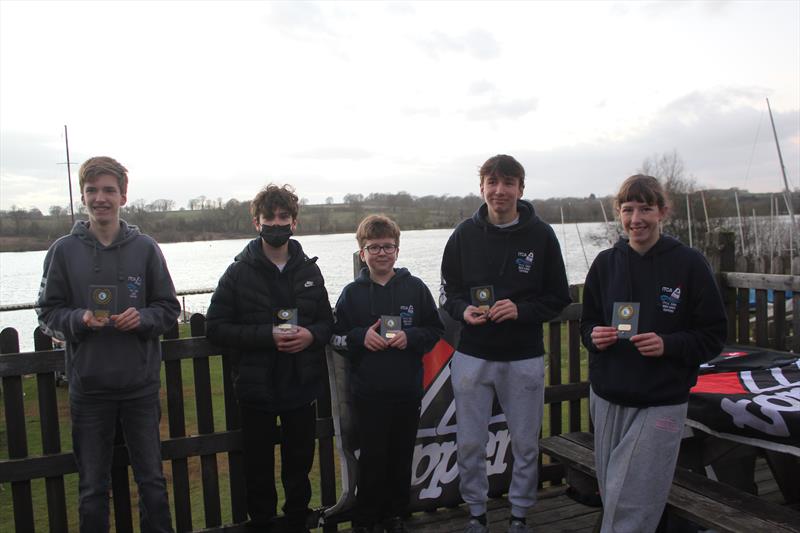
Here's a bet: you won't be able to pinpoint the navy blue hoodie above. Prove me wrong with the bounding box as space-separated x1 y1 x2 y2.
37 220 180 399
440 200 571 360
581 235 727 407
332 267 444 402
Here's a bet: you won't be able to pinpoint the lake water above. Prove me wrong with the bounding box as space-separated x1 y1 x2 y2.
0 223 611 352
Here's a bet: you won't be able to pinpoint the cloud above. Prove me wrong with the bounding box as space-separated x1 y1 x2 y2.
418 28 500 60
465 98 539 121
513 88 800 200
265 1 337 37
292 147 375 160
469 80 495 95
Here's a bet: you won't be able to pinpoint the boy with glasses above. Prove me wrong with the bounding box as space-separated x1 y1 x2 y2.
332 214 444 533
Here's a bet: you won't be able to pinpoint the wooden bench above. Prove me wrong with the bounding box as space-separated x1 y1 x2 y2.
540 432 800 533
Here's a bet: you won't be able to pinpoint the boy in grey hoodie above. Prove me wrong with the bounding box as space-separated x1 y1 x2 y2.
36 156 180 533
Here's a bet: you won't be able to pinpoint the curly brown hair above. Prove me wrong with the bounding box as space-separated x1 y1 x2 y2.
250 184 299 220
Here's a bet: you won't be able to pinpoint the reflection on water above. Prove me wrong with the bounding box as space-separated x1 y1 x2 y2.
1 223 610 352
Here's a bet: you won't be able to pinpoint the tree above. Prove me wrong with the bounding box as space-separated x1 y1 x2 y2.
326 197 334 205
49 205 64 217
343 193 364 205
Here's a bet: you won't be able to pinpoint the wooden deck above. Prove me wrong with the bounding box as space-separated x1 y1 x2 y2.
414 489 599 533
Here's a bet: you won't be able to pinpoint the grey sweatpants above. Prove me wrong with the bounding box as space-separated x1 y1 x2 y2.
590 388 687 533
451 351 545 518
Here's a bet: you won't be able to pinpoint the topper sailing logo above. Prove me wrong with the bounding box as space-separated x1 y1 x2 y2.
516 251 534 274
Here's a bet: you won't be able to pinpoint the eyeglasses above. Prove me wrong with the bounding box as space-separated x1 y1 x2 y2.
363 244 398 255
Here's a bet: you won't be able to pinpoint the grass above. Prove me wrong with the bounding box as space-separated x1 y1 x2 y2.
1 321 584 532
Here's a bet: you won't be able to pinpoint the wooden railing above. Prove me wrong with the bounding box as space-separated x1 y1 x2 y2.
3 267 799 532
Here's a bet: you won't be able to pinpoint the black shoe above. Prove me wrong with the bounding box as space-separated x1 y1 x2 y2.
383 516 407 533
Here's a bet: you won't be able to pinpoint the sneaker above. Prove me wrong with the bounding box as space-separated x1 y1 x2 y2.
384 516 407 533
507 519 530 533
464 518 489 533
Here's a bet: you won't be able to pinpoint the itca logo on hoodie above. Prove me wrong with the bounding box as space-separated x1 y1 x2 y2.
660 286 682 313
516 251 534 274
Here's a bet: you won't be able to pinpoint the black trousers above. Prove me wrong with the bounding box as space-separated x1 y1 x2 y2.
353 396 421 526
240 402 316 530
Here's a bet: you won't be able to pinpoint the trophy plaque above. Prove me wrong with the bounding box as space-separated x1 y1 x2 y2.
274 308 298 334
471 285 495 312
89 285 117 319
612 302 640 339
380 315 402 339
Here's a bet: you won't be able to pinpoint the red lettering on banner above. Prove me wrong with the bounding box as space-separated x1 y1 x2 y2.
691 372 747 394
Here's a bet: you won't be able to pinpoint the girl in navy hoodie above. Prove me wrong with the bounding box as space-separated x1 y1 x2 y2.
580 175 726 533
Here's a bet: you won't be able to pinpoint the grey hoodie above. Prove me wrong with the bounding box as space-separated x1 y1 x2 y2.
36 220 180 399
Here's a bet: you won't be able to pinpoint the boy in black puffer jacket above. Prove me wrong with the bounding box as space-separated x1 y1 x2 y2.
206 184 333 533
332 215 444 533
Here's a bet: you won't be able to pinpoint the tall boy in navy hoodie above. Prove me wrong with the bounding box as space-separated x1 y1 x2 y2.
332 215 444 533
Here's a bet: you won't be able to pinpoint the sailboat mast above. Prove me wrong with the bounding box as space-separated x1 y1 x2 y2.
766 98 795 226
64 125 75 225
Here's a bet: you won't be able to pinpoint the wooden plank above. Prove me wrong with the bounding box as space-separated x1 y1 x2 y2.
737 288 750 345
192 315 222 528
544 382 590 404
161 336 222 361
542 433 800 533
36 369 68 533
317 348 337 512
0 432 245 483
725 287 737 345
669 468 800 532
548 322 563 437
755 289 769 347
793 293 800 353
1 328 36 533
773 290 787 351
164 324 193 533
568 321 582 432
221 351 247 524
721 272 800 291
0 349 64 377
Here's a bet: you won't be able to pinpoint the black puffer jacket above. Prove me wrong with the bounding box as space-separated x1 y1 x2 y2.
206 238 333 411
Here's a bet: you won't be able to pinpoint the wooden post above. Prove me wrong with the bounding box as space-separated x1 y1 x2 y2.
1 327 35 533
717 232 737 344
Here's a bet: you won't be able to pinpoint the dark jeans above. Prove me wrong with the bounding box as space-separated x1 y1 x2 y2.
353 396 421 527
240 402 317 531
70 391 173 533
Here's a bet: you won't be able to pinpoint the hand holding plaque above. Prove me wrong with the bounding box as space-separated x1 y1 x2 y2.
611 302 640 339
470 285 495 313
380 315 402 339
274 308 298 335
89 285 117 320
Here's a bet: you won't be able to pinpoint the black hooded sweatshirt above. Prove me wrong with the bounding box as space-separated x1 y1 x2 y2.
581 235 727 407
206 238 333 412
440 200 571 360
332 267 444 402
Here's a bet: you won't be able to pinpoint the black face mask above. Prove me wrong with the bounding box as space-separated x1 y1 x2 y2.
260 223 293 248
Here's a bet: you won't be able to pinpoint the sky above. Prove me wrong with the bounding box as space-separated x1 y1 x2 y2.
1 0 799 212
